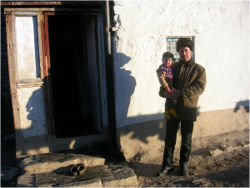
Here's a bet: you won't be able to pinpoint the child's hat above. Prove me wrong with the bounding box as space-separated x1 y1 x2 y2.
162 52 174 60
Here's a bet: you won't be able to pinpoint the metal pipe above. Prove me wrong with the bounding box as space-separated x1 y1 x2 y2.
105 0 111 55
105 0 118 146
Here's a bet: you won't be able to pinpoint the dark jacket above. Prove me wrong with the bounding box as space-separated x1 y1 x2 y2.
160 60 206 120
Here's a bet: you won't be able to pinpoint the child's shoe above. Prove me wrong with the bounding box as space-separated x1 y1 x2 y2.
169 108 178 118
165 110 171 120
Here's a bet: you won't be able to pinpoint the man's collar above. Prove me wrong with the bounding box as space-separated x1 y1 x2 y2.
179 59 194 65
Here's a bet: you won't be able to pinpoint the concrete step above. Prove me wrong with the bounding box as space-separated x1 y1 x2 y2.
19 153 105 174
17 165 138 187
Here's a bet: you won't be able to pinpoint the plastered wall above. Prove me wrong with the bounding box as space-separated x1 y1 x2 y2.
113 0 249 128
113 0 249 163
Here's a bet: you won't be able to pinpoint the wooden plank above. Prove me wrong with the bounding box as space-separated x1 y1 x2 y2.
6 13 21 130
17 79 43 88
37 12 44 78
41 12 56 141
17 83 43 88
4 8 55 14
0 1 104 7
39 11 54 148
0 2 62 6
4 8 103 16
5 13 24 151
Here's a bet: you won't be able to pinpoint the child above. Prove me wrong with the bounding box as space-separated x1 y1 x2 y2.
157 52 178 119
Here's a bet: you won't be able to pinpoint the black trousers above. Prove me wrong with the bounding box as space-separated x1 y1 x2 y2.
162 119 194 168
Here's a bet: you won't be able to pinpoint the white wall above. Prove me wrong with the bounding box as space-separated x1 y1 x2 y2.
113 0 249 127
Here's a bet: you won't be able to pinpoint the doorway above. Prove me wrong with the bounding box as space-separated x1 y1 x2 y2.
48 14 104 138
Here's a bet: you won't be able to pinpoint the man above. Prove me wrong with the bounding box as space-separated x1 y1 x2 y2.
158 38 206 176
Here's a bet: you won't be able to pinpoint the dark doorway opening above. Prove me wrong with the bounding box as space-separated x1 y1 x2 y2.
48 14 102 138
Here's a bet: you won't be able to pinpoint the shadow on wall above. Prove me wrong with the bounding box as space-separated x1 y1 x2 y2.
119 116 166 144
118 101 202 144
114 52 136 124
234 100 249 113
113 51 172 145
15 74 52 157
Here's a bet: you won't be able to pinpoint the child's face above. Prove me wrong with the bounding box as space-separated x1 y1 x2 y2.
162 58 173 67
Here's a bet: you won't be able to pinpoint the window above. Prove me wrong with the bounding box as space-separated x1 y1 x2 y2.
15 14 41 80
166 36 195 62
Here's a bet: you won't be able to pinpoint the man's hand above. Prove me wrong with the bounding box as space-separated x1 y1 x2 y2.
167 89 181 100
159 86 181 100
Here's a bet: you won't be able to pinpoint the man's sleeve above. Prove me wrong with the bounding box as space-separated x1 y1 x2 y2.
181 67 206 99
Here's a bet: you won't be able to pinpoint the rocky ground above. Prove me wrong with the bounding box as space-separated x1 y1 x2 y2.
136 144 249 187
131 128 250 187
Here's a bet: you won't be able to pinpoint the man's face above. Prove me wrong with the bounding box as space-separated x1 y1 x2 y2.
178 47 193 62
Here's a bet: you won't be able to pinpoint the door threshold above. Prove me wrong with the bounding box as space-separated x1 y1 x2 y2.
53 133 108 152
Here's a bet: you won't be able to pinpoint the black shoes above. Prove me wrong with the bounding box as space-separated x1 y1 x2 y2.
180 162 189 176
158 161 190 176
157 166 174 176
70 163 86 176
180 166 189 176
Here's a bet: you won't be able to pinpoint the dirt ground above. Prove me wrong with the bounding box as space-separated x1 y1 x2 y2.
1 129 249 187
131 130 250 187
135 145 249 187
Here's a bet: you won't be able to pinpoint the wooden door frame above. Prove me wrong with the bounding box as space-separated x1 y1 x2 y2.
42 10 109 151
5 10 46 135
4 8 52 155
41 11 56 143
4 7 110 153
5 12 22 143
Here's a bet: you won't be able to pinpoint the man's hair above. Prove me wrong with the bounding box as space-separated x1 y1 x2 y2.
162 52 174 60
176 38 193 52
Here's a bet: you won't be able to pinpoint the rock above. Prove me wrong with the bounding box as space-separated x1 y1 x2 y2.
60 179 102 187
19 153 105 174
211 149 223 157
17 165 138 187
192 178 210 187
17 174 36 187
104 165 138 187
218 145 227 151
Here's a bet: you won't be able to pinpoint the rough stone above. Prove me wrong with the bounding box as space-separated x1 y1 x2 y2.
103 165 138 187
17 174 36 187
17 165 138 187
36 166 109 187
211 149 223 157
60 179 102 187
19 153 105 174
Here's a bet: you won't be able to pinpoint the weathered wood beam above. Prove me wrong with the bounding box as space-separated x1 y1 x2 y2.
0 1 62 6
